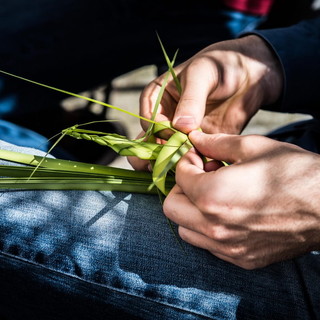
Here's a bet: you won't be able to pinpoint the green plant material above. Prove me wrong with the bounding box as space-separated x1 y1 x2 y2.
0 70 156 126
144 49 179 139
150 131 193 195
0 176 154 193
0 148 153 178
0 36 194 195
60 122 193 195
28 125 72 179
0 149 174 193
64 128 163 160
156 33 182 95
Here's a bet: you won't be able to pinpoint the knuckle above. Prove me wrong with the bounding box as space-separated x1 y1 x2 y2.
237 135 271 160
188 55 212 70
194 193 218 216
237 135 255 157
194 187 232 217
163 196 176 218
178 227 191 242
204 225 230 242
228 246 248 259
236 255 260 270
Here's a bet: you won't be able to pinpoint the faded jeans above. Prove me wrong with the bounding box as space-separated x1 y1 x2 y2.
0 139 319 320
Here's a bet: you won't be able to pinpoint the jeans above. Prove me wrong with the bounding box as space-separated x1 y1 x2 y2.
0 139 319 320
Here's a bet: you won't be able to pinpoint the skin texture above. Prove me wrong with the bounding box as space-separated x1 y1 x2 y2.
132 35 320 268
164 131 320 269
129 34 283 170
139 35 283 135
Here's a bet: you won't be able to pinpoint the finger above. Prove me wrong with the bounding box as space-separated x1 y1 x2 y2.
189 131 275 164
139 78 177 132
139 80 170 131
204 159 225 172
172 60 214 133
178 227 250 268
164 185 219 234
178 227 239 262
127 156 150 171
175 148 215 202
166 184 248 242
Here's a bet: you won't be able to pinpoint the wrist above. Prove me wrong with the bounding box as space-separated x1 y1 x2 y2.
238 35 284 106
300 153 320 252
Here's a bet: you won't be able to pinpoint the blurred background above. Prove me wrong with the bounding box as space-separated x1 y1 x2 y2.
0 0 317 168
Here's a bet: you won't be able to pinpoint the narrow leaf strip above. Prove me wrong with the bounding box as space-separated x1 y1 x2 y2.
0 69 156 125
0 151 175 193
145 49 179 138
151 131 192 195
0 177 161 193
64 130 163 160
0 149 151 178
156 34 182 94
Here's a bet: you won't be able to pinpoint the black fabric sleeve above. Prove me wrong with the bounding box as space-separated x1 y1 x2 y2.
241 16 320 117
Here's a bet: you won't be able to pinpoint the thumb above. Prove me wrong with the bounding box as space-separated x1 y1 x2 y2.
188 131 273 164
172 64 212 133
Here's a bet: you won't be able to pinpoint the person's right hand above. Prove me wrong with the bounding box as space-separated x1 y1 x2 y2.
163 131 320 269
140 35 284 135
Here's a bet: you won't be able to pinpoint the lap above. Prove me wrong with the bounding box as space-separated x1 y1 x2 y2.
0 141 319 319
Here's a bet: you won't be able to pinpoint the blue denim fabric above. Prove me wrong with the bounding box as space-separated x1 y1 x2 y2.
0 140 319 319
0 119 48 150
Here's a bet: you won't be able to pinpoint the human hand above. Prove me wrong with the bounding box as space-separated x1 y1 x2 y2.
163 131 320 269
140 35 283 135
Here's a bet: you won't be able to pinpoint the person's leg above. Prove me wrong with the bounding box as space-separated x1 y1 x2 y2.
0 140 319 319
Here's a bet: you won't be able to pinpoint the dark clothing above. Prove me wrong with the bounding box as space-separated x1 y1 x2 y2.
240 16 320 153
0 0 265 158
253 16 320 117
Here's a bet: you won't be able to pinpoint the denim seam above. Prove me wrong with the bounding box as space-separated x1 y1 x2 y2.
0 250 215 320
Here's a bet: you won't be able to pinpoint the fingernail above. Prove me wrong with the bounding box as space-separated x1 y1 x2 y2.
174 116 196 127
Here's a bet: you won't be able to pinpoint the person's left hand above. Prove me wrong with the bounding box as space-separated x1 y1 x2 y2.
163 131 320 269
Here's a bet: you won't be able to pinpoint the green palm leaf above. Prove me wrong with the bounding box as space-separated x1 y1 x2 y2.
0 36 195 195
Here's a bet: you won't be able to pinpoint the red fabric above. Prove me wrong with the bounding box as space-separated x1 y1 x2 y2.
222 0 275 15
